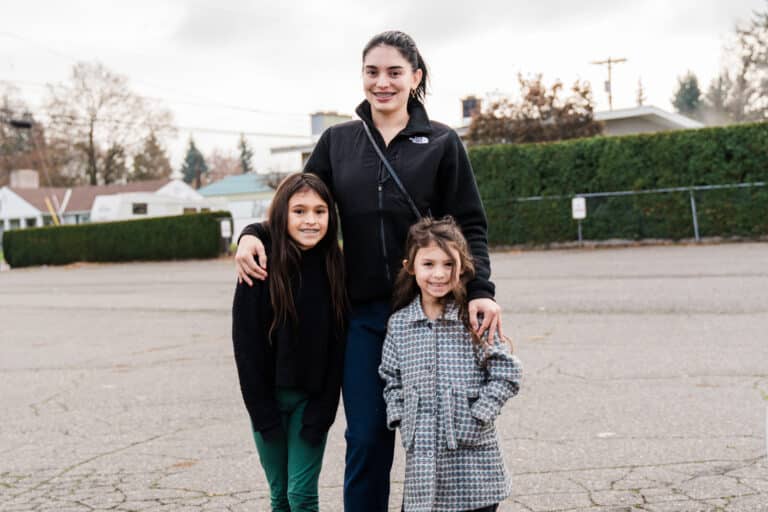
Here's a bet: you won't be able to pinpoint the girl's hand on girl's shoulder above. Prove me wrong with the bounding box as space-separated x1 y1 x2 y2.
468 298 504 345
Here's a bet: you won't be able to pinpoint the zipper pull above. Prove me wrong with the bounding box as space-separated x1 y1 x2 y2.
378 184 382 192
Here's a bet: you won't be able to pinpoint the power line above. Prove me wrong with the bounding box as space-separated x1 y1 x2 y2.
0 29 316 138
0 31 310 118
38 112 310 139
0 78 309 118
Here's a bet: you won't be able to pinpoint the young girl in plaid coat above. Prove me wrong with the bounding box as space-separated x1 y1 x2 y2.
379 217 522 512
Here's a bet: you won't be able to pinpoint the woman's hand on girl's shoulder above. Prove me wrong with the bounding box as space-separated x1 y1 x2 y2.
468 298 504 344
235 235 268 286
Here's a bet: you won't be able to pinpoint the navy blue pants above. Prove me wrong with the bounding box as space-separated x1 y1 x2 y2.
342 301 394 512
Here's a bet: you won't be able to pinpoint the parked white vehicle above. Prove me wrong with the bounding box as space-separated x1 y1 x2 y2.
90 192 226 222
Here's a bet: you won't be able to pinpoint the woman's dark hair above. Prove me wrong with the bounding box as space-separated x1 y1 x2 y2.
363 30 429 102
391 216 481 345
266 173 347 340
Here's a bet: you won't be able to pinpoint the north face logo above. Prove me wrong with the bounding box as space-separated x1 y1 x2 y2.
409 136 429 144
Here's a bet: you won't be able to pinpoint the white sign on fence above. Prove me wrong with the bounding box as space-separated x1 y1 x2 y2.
220 219 232 238
572 197 587 220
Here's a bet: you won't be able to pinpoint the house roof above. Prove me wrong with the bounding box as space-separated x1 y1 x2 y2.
270 142 316 155
453 105 704 138
197 173 273 197
9 179 170 213
594 105 704 129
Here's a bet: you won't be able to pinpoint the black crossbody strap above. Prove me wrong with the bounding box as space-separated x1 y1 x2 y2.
361 120 422 220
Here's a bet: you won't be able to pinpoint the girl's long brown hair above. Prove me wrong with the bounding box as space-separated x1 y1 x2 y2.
391 216 481 345
265 173 346 340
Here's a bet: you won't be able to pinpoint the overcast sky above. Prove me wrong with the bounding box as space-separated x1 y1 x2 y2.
1 0 765 170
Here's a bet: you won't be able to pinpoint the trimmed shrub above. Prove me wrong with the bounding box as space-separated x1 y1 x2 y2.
470 122 768 244
3 211 231 268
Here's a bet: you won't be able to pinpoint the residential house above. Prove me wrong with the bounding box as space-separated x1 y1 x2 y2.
0 170 209 239
454 103 704 139
196 172 275 236
270 111 352 172
592 105 704 136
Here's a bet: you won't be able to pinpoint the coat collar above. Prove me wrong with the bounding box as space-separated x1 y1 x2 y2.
355 97 433 138
402 295 461 324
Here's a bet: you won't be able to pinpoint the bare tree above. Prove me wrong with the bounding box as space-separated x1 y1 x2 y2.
0 85 74 187
466 75 603 146
701 6 768 124
265 171 287 189
206 147 241 185
45 61 175 185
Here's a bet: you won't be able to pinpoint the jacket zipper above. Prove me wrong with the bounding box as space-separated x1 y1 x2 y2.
378 178 392 283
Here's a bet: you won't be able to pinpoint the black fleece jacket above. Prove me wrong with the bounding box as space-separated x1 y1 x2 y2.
242 98 494 304
231 239 345 445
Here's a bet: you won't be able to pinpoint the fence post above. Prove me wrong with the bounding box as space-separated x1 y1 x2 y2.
689 189 700 242
577 220 583 245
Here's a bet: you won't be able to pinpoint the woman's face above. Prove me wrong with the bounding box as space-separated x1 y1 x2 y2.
362 45 423 117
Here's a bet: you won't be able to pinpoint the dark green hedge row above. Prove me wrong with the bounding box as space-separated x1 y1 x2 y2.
469 122 768 244
2 211 232 268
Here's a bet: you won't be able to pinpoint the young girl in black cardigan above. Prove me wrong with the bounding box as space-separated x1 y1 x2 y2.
232 173 346 512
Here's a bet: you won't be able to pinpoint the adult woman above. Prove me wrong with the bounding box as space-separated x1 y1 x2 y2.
235 30 505 511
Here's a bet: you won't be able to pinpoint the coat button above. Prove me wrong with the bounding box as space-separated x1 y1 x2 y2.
427 450 434 458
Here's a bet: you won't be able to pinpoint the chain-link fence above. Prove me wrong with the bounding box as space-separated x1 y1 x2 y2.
483 181 768 244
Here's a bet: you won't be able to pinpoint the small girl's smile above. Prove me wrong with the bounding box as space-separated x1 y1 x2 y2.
409 242 461 306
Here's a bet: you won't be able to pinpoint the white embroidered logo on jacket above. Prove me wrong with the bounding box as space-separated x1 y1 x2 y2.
409 136 429 144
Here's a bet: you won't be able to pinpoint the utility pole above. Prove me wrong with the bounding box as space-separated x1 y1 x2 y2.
591 57 627 111
636 77 647 106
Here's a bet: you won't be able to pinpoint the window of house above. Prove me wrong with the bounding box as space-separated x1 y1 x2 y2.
183 207 197 214
9 219 20 229
25 218 37 228
132 203 148 215
200 208 211 213
42 216 54 226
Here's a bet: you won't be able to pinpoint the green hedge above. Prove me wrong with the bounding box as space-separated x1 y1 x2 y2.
2 211 231 268
470 122 768 244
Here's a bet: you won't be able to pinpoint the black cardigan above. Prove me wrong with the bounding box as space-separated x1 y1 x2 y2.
232 242 345 444
242 98 494 305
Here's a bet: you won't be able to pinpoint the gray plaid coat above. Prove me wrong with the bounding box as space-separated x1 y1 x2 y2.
379 297 522 512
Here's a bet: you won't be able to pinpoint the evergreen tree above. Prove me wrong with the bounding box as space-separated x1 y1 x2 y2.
101 143 127 184
705 74 729 114
180 138 208 189
672 71 702 117
238 133 254 174
131 132 172 181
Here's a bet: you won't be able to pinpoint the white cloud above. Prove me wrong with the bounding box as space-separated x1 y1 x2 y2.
1 0 766 170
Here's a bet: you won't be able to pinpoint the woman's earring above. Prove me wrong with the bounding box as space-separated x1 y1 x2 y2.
410 89 417 99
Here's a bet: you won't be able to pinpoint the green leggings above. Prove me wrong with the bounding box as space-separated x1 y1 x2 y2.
253 389 327 512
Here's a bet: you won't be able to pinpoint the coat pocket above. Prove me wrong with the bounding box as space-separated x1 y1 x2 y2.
450 386 493 447
400 387 418 451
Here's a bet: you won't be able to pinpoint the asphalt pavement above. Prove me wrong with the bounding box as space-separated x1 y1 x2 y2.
1 242 766 511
